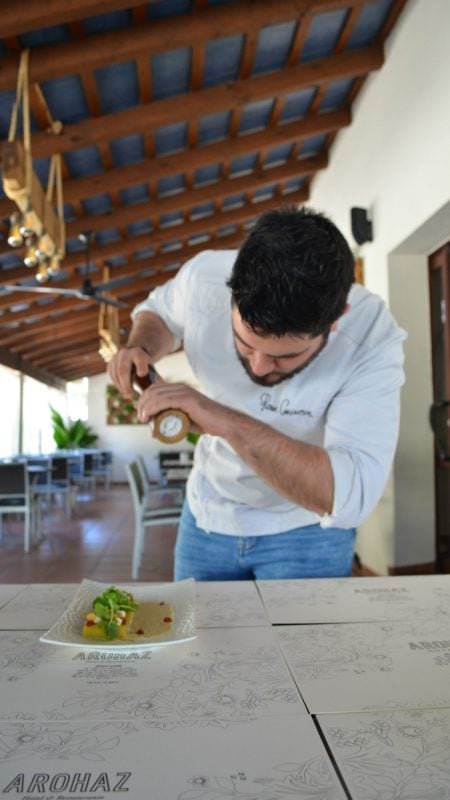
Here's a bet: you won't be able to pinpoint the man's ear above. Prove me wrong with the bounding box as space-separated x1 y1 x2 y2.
330 303 351 332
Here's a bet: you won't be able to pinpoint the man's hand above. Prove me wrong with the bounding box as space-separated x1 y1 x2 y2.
107 346 152 398
135 382 227 437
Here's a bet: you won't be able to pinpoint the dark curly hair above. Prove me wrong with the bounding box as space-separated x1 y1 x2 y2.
227 205 355 337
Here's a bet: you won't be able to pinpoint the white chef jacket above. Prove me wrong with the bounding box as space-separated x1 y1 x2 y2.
132 250 406 535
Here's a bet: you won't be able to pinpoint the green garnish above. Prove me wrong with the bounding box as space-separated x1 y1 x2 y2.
91 586 138 640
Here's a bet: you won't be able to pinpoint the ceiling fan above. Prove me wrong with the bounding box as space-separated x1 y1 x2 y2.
2 231 130 308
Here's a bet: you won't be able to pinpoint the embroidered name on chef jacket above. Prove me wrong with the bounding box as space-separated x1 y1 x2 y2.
259 393 313 417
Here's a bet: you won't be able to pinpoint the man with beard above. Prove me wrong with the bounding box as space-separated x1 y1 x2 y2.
108 206 406 580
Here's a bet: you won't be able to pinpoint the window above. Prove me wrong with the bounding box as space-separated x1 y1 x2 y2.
0 365 20 457
22 376 66 454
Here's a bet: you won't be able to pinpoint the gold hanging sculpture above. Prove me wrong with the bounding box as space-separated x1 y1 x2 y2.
2 50 65 282
98 266 121 363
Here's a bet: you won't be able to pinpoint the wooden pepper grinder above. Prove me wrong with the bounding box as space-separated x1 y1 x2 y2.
131 365 191 444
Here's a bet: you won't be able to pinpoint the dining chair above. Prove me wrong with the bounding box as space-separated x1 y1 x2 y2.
125 460 183 580
31 456 74 519
136 454 184 508
89 450 113 491
69 452 96 498
0 463 40 552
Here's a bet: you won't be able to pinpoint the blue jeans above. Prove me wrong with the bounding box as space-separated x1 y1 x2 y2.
174 500 356 581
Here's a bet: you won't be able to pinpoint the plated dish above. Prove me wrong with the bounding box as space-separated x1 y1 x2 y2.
40 578 196 651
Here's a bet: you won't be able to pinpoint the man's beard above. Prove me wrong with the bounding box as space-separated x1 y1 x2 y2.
234 331 330 387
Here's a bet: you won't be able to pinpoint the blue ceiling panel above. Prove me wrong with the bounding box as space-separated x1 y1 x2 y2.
151 47 191 101
264 143 292 167
65 237 85 256
32 156 51 187
154 122 188 156
109 134 145 167
133 246 156 260
279 88 315 123
119 184 150 206
347 0 394 49
188 232 210 246
217 223 238 238
198 111 231 145
252 21 297 75
160 240 182 252
239 99 274 134
222 193 246 211
157 174 185 197
190 203 215 220
63 204 78 223
81 194 114 216
127 219 152 237
229 154 258 177
299 133 328 157
203 35 244 88
148 0 193 20
0 252 23 270
320 77 354 112
159 212 184 229
95 229 121 246
63 146 103 178
104 255 127 267
82 9 133 35
41 74 90 124
0 89 40 139
252 186 276 202
194 163 222 186
283 176 306 194
0 90 15 140
19 25 70 49
94 61 139 115
300 9 348 62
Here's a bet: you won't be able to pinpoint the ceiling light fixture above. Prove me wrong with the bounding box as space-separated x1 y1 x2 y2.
2 50 65 281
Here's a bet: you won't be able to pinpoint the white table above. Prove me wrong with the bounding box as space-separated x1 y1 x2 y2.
1 576 450 799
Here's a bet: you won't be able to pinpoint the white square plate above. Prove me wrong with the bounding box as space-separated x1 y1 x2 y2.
40 578 196 651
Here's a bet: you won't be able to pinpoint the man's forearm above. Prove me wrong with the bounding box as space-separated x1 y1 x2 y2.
214 405 334 515
127 311 176 363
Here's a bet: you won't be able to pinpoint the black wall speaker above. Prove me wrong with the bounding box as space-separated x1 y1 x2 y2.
350 207 373 245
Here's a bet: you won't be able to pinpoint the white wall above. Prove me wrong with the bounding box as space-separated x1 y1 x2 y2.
308 0 450 571
88 351 198 482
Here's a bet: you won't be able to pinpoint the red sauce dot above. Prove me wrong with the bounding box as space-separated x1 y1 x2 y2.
163 616 172 623
136 628 145 635
86 620 95 627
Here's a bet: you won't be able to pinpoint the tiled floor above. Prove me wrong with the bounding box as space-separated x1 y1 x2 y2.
0 484 177 584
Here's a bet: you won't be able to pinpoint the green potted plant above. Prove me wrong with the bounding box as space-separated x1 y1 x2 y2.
49 405 98 449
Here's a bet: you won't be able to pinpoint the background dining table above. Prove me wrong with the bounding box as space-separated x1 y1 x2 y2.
1 575 450 799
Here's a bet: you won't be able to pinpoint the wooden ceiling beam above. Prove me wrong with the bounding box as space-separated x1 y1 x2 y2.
20 328 107 360
0 229 247 311
0 0 372 89
0 1 154 39
0 109 347 220
0 270 174 325
64 154 326 239
33 337 102 368
0 304 133 345
0 187 308 286
1 310 106 348
0 346 65 389
21 48 382 159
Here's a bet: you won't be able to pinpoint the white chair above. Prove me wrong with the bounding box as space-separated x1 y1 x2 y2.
125 460 183 580
89 450 113 491
0 463 41 552
31 456 74 519
136 454 184 508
